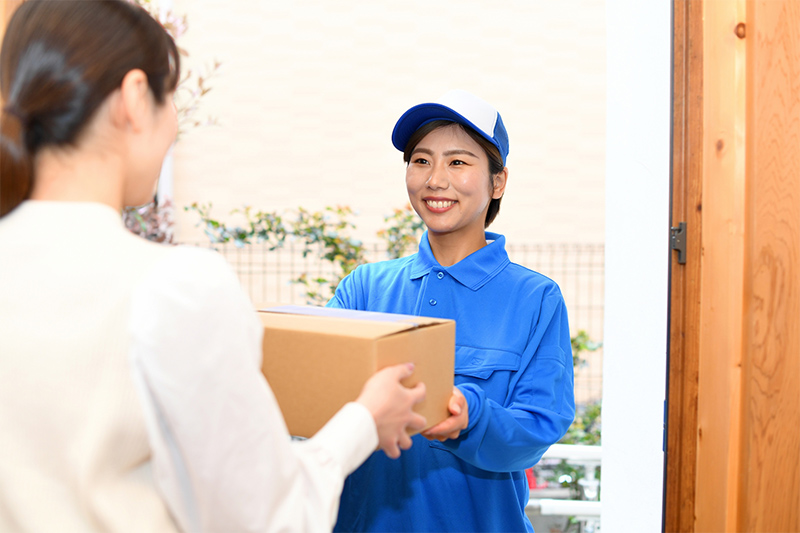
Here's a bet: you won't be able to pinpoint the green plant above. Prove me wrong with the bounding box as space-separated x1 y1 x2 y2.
540 400 602 504
186 203 427 305
571 329 602 369
123 197 175 243
185 202 287 249
377 204 425 259
561 401 601 446
563 331 602 447
551 460 586 500
564 332 602 446
550 458 602 501
291 206 366 305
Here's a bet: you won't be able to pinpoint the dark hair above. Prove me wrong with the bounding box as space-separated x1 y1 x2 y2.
402 120 505 228
0 0 180 217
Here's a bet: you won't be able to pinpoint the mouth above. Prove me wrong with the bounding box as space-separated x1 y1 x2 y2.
425 199 456 211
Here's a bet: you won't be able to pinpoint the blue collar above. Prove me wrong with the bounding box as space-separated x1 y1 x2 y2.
410 231 510 291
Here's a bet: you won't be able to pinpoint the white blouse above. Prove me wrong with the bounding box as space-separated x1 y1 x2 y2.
0 201 377 532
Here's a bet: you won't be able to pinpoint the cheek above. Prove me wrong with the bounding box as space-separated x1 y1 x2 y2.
452 172 488 196
405 168 425 193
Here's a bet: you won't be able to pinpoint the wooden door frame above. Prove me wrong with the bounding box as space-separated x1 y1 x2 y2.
666 1 746 530
666 1 800 530
664 0 703 531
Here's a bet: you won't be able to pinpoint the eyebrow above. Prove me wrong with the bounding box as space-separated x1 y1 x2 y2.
411 148 479 158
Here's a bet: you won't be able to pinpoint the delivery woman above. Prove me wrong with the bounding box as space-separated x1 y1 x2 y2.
328 90 576 532
0 2 426 531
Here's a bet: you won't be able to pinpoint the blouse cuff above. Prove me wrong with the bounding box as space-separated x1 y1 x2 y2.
312 401 378 476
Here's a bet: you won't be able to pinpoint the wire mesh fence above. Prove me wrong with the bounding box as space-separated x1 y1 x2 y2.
188 240 604 405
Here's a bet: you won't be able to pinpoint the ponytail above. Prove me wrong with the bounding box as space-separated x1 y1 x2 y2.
0 104 32 217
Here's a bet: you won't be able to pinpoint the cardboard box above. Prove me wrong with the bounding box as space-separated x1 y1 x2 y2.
258 305 455 438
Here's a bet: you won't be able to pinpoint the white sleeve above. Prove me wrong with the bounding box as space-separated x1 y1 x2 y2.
128 247 377 533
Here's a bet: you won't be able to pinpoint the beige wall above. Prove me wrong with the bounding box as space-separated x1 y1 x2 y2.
171 0 606 246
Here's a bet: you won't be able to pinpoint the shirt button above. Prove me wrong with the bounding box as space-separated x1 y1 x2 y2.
429 299 437 306
437 272 444 280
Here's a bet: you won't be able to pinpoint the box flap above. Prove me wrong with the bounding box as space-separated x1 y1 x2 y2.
262 305 443 324
259 305 450 339
258 312 406 339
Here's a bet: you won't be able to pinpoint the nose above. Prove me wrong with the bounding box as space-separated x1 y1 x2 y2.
426 162 449 190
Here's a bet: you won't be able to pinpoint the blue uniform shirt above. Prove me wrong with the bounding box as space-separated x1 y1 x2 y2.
328 231 575 532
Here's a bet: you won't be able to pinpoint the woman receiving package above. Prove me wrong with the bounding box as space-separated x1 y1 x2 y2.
329 90 576 532
0 2 427 532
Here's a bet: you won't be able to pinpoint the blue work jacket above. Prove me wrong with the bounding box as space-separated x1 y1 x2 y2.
329 231 575 532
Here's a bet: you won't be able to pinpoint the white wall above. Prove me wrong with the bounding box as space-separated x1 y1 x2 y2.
170 0 606 246
603 0 670 530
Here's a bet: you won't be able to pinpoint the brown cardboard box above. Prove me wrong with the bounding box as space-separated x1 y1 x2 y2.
258 305 455 438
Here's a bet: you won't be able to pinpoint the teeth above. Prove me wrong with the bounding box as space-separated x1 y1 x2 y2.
426 200 455 209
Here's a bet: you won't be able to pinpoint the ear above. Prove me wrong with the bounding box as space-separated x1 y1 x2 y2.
491 167 508 199
117 69 150 132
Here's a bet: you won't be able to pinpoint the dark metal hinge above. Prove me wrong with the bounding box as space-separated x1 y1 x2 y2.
670 222 687 264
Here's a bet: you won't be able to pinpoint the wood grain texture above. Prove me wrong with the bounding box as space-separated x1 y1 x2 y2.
740 1 800 530
665 1 703 531
694 1 748 531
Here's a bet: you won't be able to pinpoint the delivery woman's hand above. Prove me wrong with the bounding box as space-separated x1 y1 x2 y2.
357 363 427 459
421 387 468 442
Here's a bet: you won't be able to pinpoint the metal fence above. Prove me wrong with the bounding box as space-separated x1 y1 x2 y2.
190 240 604 405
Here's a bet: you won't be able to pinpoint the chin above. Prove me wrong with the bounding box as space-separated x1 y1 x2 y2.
426 226 457 236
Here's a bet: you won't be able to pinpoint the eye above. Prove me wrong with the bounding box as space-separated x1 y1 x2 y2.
412 157 430 165
451 159 466 166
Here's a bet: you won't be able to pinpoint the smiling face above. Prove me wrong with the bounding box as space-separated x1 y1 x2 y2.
405 123 506 249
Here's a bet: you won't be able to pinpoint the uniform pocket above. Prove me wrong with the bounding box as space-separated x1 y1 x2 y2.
428 439 451 451
454 346 521 380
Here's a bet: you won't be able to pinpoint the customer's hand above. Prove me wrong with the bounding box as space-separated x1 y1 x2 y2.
356 363 426 459
420 387 468 442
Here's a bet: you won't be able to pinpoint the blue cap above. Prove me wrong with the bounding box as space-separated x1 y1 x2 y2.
391 89 509 165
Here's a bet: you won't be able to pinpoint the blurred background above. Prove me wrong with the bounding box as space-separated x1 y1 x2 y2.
169 0 606 246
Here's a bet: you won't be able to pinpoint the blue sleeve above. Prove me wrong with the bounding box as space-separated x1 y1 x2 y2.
442 286 575 472
326 268 360 309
